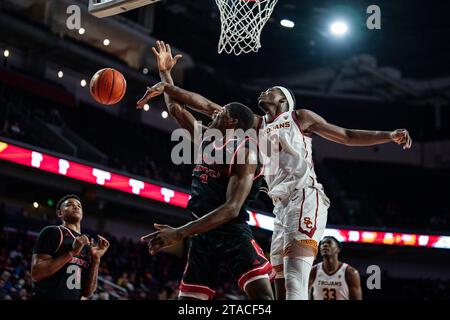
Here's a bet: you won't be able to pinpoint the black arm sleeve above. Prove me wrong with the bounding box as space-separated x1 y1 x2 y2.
33 226 61 255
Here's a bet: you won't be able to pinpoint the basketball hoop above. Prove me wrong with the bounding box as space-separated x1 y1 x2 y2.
215 0 279 55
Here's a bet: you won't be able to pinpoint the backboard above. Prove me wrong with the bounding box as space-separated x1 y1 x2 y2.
88 0 161 18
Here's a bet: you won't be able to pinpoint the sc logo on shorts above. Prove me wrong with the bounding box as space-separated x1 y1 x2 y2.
303 217 313 229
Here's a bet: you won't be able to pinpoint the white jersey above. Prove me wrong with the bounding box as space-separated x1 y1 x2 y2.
259 111 325 200
312 262 350 300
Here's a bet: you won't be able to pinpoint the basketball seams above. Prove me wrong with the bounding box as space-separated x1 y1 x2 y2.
106 69 116 105
96 69 104 104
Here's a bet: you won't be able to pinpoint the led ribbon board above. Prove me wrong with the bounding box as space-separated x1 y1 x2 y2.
1 140 449 250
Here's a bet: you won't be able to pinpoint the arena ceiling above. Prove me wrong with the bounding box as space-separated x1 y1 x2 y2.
154 0 449 81
1 1 449 111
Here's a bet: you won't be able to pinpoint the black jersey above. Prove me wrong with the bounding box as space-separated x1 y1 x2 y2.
187 136 263 224
32 225 91 300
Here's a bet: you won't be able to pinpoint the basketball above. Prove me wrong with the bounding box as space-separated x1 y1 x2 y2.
90 68 126 105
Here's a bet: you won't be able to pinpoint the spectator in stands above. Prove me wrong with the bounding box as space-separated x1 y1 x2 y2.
0 202 5 231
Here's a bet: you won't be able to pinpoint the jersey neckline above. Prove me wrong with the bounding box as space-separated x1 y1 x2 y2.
321 261 345 277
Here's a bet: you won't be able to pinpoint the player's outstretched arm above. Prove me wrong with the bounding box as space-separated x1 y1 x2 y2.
151 82 223 117
137 42 204 138
151 40 186 119
346 266 363 300
145 40 262 128
148 40 222 116
141 149 258 255
297 109 412 149
137 82 202 138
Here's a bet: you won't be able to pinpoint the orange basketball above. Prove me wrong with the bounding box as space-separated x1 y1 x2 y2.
90 68 126 105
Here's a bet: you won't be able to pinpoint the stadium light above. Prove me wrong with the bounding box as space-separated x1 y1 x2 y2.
103 39 110 46
161 111 168 119
78 28 85 35
33 202 39 209
58 71 64 79
143 104 150 111
80 79 87 87
280 19 295 28
330 21 349 37
3 49 10 58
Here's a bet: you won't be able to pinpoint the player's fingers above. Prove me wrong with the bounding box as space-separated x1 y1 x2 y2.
158 40 164 52
140 232 157 241
404 133 411 147
166 44 172 56
151 46 159 57
161 41 166 52
141 234 152 242
98 236 108 247
150 247 161 255
154 223 168 230
100 240 108 249
400 135 407 144
157 40 163 53
149 241 164 255
174 54 183 62
136 97 146 108
98 235 109 244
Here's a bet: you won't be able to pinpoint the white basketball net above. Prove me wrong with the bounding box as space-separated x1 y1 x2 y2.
215 0 279 55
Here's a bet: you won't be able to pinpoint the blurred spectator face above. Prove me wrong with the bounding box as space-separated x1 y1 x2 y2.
98 292 110 300
138 291 147 300
4 295 12 300
169 290 179 300
1 271 11 281
157 289 168 300
11 122 21 134
18 279 25 288
19 288 27 298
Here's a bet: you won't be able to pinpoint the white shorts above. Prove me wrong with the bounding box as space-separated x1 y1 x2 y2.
270 186 329 276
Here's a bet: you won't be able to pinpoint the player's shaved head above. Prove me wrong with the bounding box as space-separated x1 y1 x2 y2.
226 102 254 130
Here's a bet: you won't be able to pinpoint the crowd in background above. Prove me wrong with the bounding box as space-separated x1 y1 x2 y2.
0 226 245 300
1 225 449 300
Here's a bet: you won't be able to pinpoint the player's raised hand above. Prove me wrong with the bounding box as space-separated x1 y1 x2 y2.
136 82 166 109
152 40 182 72
71 235 90 256
89 235 110 262
390 129 412 150
140 223 182 255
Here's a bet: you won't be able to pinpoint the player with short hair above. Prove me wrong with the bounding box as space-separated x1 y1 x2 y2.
139 40 411 300
31 194 110 300
309 236 362 300
139 42 274 300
